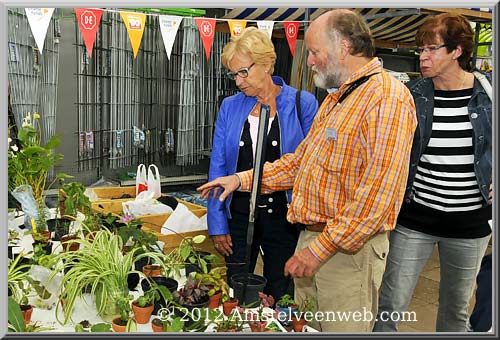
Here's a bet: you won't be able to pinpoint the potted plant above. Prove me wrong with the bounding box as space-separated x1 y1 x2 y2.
222 296 239 317
291 295 316 332
111 294 136 332
173 274 210 328
132 283 172 324
8 253 34 324
275 294 298 327
246 292 275 332
8 297 53 332
47 228 167 325
214 311 245 332
8 112 71 231
151 315 184 332
194 266 230 309
165 234 217 277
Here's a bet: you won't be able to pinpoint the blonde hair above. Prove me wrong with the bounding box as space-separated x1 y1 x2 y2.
221 27 277 73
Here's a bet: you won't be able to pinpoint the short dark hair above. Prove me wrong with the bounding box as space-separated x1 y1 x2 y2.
415 13 475 71
327 10 375 57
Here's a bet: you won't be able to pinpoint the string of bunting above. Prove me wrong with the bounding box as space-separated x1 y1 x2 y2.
25 7 303 60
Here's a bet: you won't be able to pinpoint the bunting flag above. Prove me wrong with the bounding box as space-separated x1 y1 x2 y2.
257 20 275 39
119 11 146 58
25 8 55 54
228 20 247 37
158 15 183 60
195 18 216 60
75 8 103 58
284 21 300 56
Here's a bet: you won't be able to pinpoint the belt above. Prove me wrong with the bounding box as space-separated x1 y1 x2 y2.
304 222 327 232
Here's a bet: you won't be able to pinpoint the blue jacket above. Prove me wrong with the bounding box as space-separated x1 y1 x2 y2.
207 76 319 235
404 71 492 204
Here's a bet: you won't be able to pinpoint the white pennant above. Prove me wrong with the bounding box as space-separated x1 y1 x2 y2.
158 15 183 60
257 20 275 39
25 8 55 54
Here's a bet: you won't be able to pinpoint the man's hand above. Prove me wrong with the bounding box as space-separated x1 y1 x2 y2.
284 247 321 278
197 174 241 201
212 234 233 256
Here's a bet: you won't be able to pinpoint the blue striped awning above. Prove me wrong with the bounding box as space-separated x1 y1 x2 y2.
222 8 493 47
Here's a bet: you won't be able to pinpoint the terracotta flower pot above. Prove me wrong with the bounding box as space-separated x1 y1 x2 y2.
222 298 239 316
111 317 127 332
151 318 164 332
249 320 267 332
20 304 33 325
132 300 154 324
32 230 51 242
61 234 80 252
208 290 222 309
291 316 307 332
143 264 162 277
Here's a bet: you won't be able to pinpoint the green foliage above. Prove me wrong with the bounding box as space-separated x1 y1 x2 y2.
47 228 167 325
115 294 133 322
8 112 71 202
163 316 184 332
8 252 32 304
276 294 296 308
60 182 91 217
165 234 216 276
194 266 230 300
8 296 25 332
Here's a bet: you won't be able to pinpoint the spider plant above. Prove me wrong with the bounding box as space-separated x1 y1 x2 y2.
8 252 32 304
47 228 168 325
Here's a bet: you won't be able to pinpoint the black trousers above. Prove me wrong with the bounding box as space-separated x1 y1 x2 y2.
469 253 492 332
225 210 299 302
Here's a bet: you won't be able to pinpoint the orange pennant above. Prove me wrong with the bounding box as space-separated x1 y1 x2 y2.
228 20 247 38
119 11 146 58
284 21 300 57
75 8 103 58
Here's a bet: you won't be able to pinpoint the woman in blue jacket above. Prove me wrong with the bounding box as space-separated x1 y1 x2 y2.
208 27 318 302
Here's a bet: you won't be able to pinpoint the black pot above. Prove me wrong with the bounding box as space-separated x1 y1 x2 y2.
175 295 210 328
8 245 14 259
185 251 213 277
141 276 179 315
32 241 53 255
47 218 72 241
18 257 32 271
230 273 267 307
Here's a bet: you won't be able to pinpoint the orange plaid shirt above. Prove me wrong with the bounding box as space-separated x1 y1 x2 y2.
238 58 417 262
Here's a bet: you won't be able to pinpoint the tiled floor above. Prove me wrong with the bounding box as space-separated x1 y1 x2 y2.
255 244 491 332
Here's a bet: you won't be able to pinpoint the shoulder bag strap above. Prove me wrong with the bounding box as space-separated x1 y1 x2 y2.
473 71 492 101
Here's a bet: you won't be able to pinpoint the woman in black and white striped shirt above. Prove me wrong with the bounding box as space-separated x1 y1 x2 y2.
375 13 492 333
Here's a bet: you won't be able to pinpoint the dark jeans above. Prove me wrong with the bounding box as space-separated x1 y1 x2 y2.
469 253 492 332
225 210 298 302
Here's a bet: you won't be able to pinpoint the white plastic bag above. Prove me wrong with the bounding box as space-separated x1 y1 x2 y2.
136 164 148 196
147 164 161 198
122 190 173 217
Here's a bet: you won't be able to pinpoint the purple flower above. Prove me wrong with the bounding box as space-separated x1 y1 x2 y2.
121 214 134 223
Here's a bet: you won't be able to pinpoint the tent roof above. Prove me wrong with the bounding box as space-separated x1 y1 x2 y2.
222 8 493 48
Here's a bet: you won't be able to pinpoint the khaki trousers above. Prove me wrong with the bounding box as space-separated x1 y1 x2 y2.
294 229 389 332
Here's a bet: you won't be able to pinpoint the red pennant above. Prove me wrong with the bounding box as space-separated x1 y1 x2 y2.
284 21 299 57
75 8 103 58
195 18 216 60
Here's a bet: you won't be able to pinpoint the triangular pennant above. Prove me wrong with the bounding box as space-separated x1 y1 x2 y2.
257 21 275 39
195 18 216 60
158 15 183 60
228 20 247 38
284 21 300 57
74 8 103 58
25 8 55 54
119 11 146 58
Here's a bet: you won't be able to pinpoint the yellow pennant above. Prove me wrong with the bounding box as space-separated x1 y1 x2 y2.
120 11 146 58
228 20 247 38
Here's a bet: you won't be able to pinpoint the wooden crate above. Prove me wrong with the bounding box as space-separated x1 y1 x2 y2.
91 186 137 200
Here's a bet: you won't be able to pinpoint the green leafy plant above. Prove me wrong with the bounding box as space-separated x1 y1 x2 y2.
8 112 71 229
74 320 112 332
194 266 230 301
8 297 53 332
276 294 296 308
215 311 245 332
59 181 91 217
163 316 185 332
118 214 162 254
8 252 32 304
115 294 133 322
47 228 168 325
165 234 216 277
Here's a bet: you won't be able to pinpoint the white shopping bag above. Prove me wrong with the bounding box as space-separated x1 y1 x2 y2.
136 164 148 196
147 164 161 198
122 190 173 217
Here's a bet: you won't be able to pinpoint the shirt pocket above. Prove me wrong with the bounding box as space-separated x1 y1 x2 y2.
322 132 356 173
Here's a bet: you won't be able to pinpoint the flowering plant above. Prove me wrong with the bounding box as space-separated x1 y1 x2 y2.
8 112 69 200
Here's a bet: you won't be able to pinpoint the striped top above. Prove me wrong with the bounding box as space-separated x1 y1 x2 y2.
413 88 483 212
237 58 417 261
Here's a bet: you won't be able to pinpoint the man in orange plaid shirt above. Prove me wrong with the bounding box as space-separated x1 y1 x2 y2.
198 9 417 332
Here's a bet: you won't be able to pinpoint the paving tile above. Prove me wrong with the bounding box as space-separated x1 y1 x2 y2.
400 302 437 332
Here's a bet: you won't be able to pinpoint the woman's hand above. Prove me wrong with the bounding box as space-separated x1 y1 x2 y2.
197 174 241 201
212 234 233 256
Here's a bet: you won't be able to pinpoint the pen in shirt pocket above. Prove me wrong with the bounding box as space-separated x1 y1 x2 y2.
326 127 337 140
